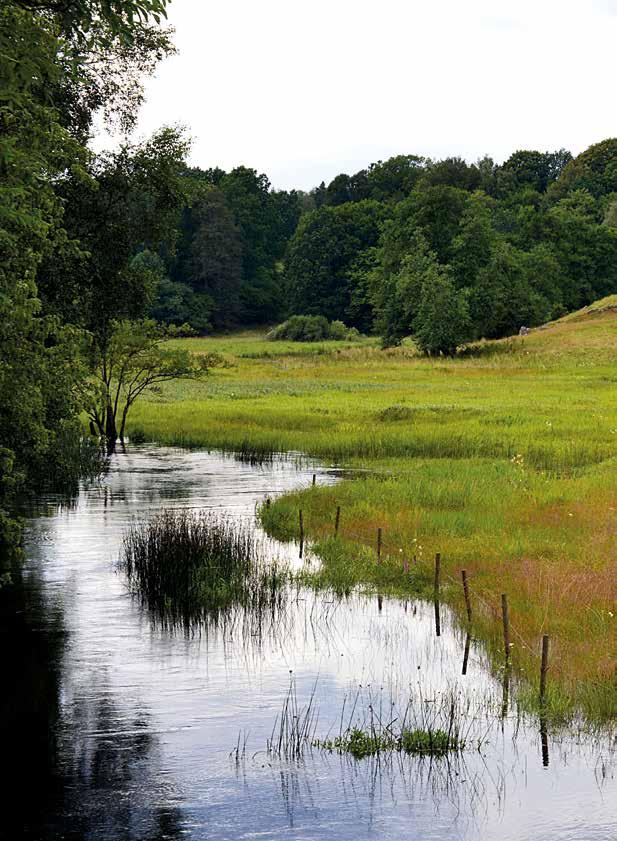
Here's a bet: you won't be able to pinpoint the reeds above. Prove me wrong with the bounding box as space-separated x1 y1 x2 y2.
267 681 472 762
121 509 289 630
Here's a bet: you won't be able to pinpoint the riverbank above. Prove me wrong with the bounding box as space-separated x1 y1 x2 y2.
129 311 617 720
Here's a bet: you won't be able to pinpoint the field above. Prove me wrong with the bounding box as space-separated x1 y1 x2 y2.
129 303 617 720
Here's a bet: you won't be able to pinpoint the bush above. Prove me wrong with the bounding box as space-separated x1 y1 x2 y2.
267 315 359 342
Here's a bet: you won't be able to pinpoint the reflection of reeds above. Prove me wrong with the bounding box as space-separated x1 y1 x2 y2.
121 509 290 631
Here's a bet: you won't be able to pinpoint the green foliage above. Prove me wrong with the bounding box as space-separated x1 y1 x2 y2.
413 268 472 356
169 167 300 326
285 200 383 324
85 319 217 447
315 726 464 759
499 149 572 193
551 138 617 199
267 315 358 342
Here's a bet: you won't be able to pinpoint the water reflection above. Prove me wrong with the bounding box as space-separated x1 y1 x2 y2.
0 558 183 840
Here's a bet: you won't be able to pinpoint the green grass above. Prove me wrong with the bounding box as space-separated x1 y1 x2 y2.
129 314 617 721
315 726 464 759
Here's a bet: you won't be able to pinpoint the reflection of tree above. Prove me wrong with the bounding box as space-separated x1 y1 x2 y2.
0 561 185 841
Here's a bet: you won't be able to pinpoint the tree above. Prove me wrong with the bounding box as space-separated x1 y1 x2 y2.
468 242 552 338
38 127 192 335
85 320 217 449
420 157 481 191
365 155 426 202
188 189 243 327
413 271 471 356
544 190 617 309
499 149 572 194
450 192 497 287
376 233 443 345
285 200 383 323
1 0 175 550
550 139 617 200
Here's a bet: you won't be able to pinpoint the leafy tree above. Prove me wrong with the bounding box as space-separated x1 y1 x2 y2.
450 192 497 287
468 242 552 338
413 271 471 356
325 173 354 206
499 149 572 193
377 233 441 345
1 0 174 549
188 188 243 327
85 320 216 448
420 157 481 191
379 186 469 280
550 139 617 199
285 200 383 324
39 127 192 336
544 190 617 309
365 155 426 202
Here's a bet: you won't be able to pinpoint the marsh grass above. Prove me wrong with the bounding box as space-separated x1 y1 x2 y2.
269 680 472 761
121 509 291 630
128 314 617 720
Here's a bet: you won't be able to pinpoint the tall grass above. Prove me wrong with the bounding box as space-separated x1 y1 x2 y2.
121 510 289 631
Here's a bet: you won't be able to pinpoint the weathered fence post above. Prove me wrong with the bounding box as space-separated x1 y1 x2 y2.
299 509 304 559
434 597 441 637
434 553 441 596
461 569 472 623
334 505 341 537
312 474 316 486
540 634 550 703
462 631 471 675
501 594 511 664
377 528 382 563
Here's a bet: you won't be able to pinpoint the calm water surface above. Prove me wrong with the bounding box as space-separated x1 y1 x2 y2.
1 447 615 840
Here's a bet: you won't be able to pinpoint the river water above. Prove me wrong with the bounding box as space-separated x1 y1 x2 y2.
1 446 615 840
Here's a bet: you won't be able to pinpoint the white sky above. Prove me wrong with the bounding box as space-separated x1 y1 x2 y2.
130 0 617 190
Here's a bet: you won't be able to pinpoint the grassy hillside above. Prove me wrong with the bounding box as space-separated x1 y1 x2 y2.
131 311 617 720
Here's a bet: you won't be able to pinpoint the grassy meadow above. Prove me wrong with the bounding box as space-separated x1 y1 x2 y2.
129 304 617 720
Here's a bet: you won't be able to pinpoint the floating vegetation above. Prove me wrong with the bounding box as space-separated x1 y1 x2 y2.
121 509 291 631
267 680 473 763
316 726 464 759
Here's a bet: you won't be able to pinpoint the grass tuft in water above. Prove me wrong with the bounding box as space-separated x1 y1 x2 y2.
121 509 290 628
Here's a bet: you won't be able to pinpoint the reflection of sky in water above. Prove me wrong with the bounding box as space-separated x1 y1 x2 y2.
17 447 617 840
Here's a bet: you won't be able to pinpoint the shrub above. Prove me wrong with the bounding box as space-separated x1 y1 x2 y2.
267 315 359 342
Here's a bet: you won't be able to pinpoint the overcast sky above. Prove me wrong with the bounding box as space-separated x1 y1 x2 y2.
128 0 617 190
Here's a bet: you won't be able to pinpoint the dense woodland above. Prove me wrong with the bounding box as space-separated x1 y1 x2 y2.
2 0 617 551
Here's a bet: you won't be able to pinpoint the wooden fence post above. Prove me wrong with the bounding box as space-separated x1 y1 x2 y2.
334 505 341 537
377 528 382 563
540 634 550 703
312 474 316 486
501 594 510 664
461 569 472 623
299 509 304 559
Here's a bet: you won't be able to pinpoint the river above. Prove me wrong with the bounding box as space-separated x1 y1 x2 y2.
1 446 614 840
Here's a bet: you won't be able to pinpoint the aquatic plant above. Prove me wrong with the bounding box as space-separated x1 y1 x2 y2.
121 509 290 629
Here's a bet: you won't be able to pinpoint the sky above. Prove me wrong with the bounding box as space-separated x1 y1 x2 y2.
126 0 617 190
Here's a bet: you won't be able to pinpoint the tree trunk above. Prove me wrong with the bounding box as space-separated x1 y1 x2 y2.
105 399 117 454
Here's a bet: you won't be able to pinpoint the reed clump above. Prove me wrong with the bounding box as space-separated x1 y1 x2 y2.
122 509 289 627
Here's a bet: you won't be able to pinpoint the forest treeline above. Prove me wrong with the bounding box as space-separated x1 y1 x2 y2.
152 142 617 352
2 0 617 551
